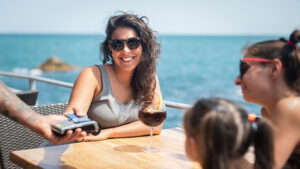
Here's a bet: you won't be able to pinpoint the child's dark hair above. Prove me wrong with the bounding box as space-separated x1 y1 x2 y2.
183 98 274 169
245 30 300 93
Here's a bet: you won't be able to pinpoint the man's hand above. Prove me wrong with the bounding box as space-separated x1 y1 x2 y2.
36 114 87 145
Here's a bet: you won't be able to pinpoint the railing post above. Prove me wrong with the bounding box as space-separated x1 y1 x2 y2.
28 79 38 105
28 79 37 91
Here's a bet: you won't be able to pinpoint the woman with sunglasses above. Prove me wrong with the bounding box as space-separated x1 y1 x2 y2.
65 13 162 141
235 30 300 169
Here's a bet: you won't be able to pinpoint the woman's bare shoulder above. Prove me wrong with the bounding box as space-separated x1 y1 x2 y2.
75 66 102 87
275 97 300 124
81 65 101 74
77 66 101 80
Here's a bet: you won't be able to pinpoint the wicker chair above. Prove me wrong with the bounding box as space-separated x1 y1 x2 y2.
8 89 39 106
15 90 39 106
0 103 68 169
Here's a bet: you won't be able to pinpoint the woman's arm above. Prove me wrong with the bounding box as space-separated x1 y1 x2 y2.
272 99 300 169
66 66 101 116
79 74 164 141
79 120 162 141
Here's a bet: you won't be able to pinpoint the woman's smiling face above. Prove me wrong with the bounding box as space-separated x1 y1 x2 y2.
109 27 142 72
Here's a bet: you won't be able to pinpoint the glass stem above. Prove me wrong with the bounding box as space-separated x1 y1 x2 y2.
150 127 153 149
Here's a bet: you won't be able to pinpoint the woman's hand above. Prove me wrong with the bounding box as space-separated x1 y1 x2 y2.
64 106 87 117
76 128 113 142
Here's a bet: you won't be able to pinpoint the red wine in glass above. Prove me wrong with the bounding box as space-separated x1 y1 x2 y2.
138 110 166 127
138 101 166 152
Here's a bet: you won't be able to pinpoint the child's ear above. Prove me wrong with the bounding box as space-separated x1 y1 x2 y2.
186 137 199 161
270 59 283 78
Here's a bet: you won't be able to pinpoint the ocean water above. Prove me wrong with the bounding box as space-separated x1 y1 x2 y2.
0 34 281 128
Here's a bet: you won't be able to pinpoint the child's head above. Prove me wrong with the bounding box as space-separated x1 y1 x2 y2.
183 98 274 169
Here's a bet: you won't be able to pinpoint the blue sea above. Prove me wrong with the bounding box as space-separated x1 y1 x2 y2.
0 34 282 128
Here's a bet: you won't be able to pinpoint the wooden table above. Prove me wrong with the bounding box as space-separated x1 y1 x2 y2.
10 128 201 169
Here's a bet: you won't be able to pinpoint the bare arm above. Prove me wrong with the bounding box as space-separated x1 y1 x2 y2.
0 80 42 129
65 66 101 116
272 99 300 169
79 74 164 141
0 80 86 145
80 120 162 141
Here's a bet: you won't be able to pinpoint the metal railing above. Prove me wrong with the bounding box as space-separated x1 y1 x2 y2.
0 71 192 110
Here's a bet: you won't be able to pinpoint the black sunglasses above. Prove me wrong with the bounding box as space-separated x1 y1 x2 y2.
239 57 273 78
109 37 141 51
239 60 250 78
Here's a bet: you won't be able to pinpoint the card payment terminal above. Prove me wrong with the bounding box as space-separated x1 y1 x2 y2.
51 114 101 136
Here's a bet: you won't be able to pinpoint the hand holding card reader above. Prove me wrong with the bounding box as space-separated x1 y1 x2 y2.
51 114 101 136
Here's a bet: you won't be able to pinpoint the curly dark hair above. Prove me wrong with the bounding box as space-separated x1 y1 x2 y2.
245 30 300 93
100 12 161 104
184 98 274 169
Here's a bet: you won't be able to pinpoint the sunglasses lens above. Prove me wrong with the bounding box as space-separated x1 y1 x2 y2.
110 38 141 51
127 38 140 50
240 61 249 78
111 39 124 51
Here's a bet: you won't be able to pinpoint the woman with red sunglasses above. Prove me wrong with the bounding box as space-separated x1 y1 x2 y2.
65 12 162 142
235 30 300 169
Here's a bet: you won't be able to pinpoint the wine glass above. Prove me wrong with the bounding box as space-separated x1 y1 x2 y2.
138 101 167 152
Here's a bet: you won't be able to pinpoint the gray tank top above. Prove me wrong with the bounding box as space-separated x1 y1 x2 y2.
87 64 139 129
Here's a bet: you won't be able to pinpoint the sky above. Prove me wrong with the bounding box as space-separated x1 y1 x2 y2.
0 0 300 35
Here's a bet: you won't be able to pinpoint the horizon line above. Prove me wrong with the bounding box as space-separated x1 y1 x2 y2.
0 32 287 37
